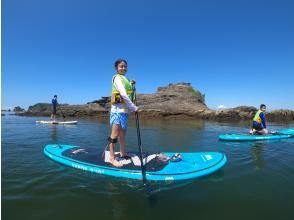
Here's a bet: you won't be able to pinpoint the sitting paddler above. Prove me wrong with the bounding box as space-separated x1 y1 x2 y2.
250 104 268 135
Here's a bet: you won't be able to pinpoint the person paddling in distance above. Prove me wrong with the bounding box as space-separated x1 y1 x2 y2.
107 59 138 167
250 104 268 135
51 95 58 122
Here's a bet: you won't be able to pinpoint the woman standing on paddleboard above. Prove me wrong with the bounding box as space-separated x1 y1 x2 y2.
107 59 138 167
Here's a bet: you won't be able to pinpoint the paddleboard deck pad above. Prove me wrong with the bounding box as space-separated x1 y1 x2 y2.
44 144 227 181
219 128 294 141
36 120 78 124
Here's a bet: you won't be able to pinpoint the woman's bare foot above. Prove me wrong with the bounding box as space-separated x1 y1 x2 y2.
109 158 123 167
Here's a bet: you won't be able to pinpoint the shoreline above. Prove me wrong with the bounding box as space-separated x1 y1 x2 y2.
15 108 294 123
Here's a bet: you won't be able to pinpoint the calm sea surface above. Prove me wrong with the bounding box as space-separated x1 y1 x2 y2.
2 114 294 220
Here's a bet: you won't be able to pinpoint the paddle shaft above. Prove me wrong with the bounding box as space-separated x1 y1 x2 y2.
58 105 66 120
133 85 147 185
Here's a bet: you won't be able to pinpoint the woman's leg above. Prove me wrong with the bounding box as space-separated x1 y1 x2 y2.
118 113 129 157
118 127 127 157
109 124 123 167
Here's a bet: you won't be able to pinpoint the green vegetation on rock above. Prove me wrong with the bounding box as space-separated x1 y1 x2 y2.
13 106 25 112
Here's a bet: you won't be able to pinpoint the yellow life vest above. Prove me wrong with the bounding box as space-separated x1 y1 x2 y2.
253 110 263 124
111 74 134 105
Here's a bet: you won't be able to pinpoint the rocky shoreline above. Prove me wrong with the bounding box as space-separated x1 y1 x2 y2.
16 83 294 122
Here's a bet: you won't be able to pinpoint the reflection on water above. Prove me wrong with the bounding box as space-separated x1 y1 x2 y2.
250 142 266 170
50 125 58 142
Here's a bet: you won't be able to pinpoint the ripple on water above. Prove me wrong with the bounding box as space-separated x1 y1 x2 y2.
2 115 294 220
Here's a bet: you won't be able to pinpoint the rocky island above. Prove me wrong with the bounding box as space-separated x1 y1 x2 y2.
16 83 294 122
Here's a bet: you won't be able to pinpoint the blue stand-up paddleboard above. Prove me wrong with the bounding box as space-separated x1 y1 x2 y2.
44 144 227 181
219 128 294 141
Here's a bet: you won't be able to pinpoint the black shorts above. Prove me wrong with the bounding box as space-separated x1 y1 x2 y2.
252 121 263 131
52 107 57 115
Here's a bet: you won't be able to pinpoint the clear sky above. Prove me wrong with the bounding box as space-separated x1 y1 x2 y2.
2 0 294 110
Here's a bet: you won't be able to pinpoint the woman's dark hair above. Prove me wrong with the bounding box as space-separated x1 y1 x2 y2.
114 59 128 69
260 104 266 109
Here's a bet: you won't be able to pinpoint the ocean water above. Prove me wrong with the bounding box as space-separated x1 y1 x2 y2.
2 114 294 220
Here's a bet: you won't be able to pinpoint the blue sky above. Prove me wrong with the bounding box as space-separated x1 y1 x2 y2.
2 0 294 110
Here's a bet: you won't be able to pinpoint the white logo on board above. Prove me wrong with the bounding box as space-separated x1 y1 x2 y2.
204 155 213 161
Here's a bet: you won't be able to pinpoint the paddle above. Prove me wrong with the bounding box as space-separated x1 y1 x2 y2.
132 84 147 185
58 105 66 121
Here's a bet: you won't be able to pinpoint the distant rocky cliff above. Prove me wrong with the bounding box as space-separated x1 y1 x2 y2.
17 82 294 122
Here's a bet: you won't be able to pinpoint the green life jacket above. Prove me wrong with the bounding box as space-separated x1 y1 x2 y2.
111 74 134 105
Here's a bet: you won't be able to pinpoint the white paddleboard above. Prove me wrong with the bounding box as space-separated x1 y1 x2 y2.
36 120 78 124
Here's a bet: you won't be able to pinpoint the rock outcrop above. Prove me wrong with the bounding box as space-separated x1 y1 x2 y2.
88 82 208 117
20 103 107 117
16 82 294 122
266 109 294 122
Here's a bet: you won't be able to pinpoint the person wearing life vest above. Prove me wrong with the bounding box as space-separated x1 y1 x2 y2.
107 59 138 167
250 104 268 135
51 95 58 122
